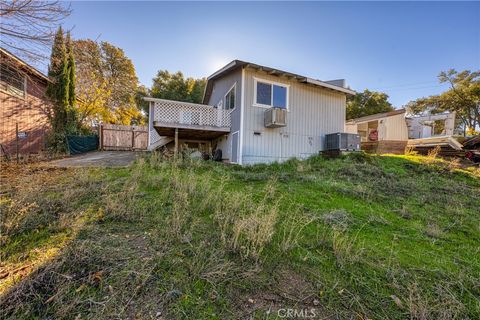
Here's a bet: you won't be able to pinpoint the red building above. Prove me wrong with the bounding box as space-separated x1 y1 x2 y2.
1 48 51 157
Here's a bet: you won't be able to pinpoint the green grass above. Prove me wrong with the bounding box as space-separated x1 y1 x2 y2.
0 153 479 319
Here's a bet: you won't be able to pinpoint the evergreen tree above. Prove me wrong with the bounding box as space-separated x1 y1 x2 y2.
66 31 76 108
46 27 68 135
65 31 78 132
46 26 78 151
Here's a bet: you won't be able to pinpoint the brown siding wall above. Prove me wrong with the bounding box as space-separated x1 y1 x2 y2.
0 74 50 156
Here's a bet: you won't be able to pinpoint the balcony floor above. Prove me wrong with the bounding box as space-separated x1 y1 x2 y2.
153 121 230 140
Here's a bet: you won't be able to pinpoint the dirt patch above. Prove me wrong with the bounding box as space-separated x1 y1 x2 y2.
235 270 329 319
43 151 144 168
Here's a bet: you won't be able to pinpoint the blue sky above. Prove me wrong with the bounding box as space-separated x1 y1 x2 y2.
62 1 479 107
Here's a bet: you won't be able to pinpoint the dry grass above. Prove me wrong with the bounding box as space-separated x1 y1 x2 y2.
331 229 363 267
406 281 466 320
231 203 278 259
278 208 315 253
404 146 419 156
1 153 479 319
427 145 441 159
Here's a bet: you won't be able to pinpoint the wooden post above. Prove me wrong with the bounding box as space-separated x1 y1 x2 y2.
99 124 103 151
174 128 179 158
131 127 135 151
15 122 19 163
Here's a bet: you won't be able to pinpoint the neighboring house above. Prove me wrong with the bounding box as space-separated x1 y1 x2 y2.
0 48 51 157
345 109 409 142
406 112 457 139
147 60 355 164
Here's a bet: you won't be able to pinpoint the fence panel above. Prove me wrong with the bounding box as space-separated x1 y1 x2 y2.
100 124 148 151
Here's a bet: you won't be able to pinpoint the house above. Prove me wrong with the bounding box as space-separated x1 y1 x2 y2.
406 112 458 139
146 60 355 164
344 109 409 154
344 109 465 155
345 109 409 142
0 48 51 157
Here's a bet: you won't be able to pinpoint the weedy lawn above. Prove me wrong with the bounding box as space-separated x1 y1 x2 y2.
0 153 479 319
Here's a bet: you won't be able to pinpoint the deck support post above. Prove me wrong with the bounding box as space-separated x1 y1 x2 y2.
174 128 179 158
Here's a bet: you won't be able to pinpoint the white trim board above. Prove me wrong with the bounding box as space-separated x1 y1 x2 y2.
230 130 240 164
239 68 245 165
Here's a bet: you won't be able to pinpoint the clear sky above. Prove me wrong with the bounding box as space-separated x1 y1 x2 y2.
62 1 480 108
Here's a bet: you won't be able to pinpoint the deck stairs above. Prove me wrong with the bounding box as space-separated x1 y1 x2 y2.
149 136 174 150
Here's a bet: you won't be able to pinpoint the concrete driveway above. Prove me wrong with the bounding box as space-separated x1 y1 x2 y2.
46 151 144 168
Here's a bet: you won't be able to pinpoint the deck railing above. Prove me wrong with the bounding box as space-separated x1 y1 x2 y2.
151 98 232 128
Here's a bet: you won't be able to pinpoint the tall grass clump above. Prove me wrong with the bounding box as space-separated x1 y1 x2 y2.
209 178 282 260
277 207 315 253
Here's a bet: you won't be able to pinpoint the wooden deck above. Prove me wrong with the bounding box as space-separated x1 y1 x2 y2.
407 136 465 157
153 121 230 140
407 136 463 150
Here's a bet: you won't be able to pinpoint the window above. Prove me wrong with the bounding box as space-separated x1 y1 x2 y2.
256 82 271 105
254 78 288 109
433 119 446 136
224 84 236 109
0 64 26 98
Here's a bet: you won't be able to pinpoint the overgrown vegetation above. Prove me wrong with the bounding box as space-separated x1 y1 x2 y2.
1 154 479 319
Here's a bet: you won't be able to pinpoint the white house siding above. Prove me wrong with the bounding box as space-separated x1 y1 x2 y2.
241 68 346 165
383 113 409 140
345 113 408 142
345 122 357 134
206 69 242 162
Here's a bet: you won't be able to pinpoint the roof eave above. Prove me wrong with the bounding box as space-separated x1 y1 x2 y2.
202 59 356 103
206 60 242 80
0 47 50 82
304 78 356 95
348 109 406 123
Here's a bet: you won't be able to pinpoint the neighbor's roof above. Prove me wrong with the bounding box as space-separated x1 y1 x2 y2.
346 109 406 124
202 60 356 104
0 47 50 82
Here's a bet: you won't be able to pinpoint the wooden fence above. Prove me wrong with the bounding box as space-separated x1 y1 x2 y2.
99 124 148 151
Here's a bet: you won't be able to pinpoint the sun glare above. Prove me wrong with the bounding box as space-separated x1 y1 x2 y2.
208 57 230 73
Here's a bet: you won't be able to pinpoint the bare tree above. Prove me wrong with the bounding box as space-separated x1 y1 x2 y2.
0 0 71 63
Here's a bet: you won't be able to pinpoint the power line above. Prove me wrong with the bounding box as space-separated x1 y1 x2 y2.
371 80 441 90
382 84 445 92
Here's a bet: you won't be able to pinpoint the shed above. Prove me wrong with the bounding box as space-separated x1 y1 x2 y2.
345 109 408 142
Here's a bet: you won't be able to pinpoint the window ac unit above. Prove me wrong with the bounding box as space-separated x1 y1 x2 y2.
325 133 361 151
264 108 287 128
